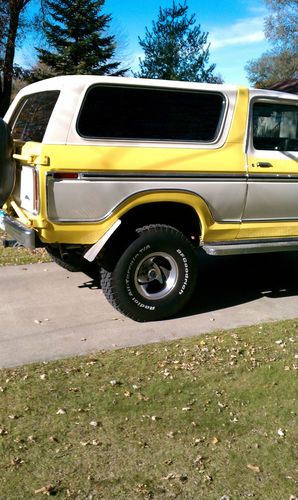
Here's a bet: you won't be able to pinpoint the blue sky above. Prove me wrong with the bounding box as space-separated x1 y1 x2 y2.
17 0 271 85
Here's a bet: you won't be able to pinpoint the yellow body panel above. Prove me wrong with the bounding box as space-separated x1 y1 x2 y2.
7 86 298 246
8 88 248 245
36 87 249 174
239 220 298 239
41 141 244 173
11 161 243 245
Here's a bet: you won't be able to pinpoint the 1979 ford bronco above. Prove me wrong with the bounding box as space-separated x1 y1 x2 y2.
0 76 297 321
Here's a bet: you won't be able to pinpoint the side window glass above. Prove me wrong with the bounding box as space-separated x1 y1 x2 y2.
10 91 60 143
253 102 298 151
77 85 225 143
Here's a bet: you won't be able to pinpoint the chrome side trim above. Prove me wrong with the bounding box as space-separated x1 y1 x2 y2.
248 175 298 182
243 217 298 222
77 172 247 180
203 238 298 256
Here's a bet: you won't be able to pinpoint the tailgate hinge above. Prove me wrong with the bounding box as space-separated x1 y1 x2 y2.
13 153 50 166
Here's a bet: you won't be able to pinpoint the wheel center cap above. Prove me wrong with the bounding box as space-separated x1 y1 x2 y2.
148 269 158 280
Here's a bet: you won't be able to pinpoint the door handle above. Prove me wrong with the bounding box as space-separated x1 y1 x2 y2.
256 162 273 168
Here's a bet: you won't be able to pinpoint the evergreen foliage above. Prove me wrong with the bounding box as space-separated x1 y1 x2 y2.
135 1 221 83
37 0 128 76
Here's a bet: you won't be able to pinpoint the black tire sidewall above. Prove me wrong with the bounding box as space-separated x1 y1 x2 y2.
112 229 197 321
0 118 9 158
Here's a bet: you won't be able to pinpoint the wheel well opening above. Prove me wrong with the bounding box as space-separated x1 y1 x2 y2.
120 202 201 242
100 202 201 271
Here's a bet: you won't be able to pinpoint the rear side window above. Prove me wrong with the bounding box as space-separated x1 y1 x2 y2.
77 85 225 142
11 91 60 142
253 101 298 151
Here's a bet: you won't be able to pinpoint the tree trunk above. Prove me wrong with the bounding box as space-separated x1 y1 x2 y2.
0 1 21 117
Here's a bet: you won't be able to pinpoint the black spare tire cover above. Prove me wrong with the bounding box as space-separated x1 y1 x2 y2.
0 117 15 207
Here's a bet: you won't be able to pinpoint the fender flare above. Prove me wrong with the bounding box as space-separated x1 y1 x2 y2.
84 191 214 262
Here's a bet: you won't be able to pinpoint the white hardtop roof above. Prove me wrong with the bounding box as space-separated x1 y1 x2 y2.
4 75 297 145
16 75 241 96
13 74 298 103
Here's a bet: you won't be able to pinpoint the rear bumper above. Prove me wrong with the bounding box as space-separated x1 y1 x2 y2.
0 210 36 248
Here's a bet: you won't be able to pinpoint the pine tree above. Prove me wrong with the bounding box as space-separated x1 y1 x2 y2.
36 0 128 76
136 1 221 83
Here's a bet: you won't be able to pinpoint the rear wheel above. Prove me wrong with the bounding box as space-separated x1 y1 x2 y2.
101 224 198 322
0 118 15 207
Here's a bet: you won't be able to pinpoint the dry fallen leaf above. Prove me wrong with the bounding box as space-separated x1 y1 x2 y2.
162 472 188 482
110 380 120 386
34 484 55 495
137 393 149 401
80 441 90 447
10 457 24 467
166 431 175 439
247 463 261 473
49 436 58 443
212 436 219 445
56 408 66 415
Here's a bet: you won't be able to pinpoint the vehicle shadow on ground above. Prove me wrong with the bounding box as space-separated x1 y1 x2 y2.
179 250 298 318
77 250 298 320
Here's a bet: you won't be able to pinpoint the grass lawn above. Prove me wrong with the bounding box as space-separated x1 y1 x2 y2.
0 231 51 266
0 320 297 499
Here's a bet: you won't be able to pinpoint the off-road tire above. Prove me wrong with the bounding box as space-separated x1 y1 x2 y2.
101 224 198 322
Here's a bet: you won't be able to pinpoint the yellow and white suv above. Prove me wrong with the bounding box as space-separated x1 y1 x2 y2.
1 76 297 321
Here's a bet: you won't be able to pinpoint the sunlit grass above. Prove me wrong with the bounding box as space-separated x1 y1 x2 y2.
0 320 297 498
0 231 51 266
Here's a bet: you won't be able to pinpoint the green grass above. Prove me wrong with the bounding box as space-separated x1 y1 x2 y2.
0 320 297 499
0 231 51 266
